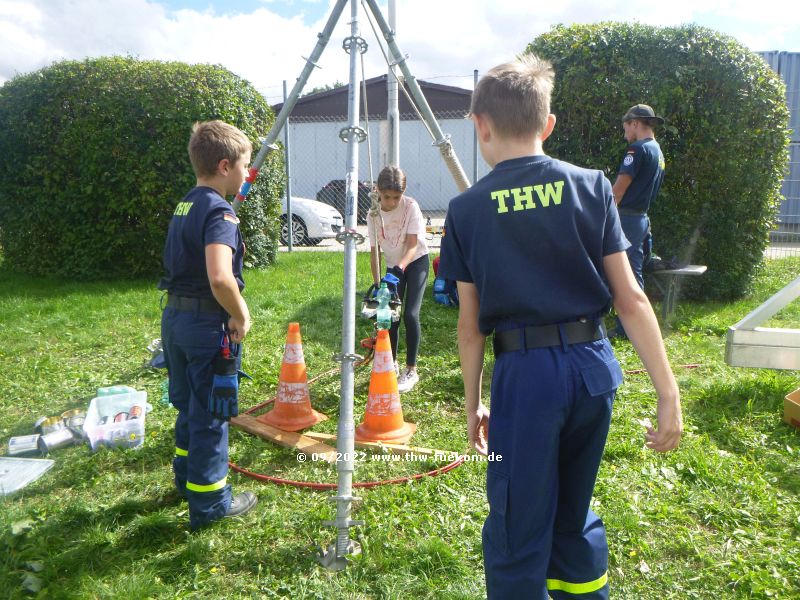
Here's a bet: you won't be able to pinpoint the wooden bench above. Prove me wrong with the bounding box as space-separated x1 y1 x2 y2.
649 265 707 321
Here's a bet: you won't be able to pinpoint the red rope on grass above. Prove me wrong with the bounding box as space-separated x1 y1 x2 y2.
229 453 467 490
232 336 466 489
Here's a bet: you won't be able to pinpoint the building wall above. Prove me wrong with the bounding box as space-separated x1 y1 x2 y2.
284 114 490 215
760 51 799 225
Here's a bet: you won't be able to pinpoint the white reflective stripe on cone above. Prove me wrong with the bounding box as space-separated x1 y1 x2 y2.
283 343 304 364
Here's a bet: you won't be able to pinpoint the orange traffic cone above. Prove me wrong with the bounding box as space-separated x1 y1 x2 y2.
356 329 416 444
258 322 327 431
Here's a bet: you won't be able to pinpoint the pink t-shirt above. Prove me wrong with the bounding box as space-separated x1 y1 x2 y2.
367 195 429 267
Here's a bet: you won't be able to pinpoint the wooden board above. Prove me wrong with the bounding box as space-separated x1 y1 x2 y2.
655 264 707 276
230 414 338 463
302 431 448 457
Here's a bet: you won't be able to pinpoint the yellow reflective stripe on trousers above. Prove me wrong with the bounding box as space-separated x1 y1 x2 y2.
547 572 608 594
175 447 188 457
186 477 227 493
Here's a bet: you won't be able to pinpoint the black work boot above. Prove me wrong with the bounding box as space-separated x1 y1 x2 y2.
224 491 258 518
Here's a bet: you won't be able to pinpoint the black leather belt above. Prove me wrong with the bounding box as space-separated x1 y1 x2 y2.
167 294 224 313
492 320 606 357
618 208 647 216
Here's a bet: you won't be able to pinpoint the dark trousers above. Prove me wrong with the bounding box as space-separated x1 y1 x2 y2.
619 213 651 290
615 214 651 336
389 254 430 366
161 306 234 530
483 338 622 599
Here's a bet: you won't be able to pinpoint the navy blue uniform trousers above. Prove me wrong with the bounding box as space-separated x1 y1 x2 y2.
619 213 651 291
484 338 622 599
161 305 234 529
615 213 651 337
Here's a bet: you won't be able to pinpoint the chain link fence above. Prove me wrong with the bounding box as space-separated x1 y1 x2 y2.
280 110 489 250
761 51 799 259
280 107 799 258
769 141 800 258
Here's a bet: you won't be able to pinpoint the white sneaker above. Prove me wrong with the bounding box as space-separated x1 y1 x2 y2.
394 361 400 376
397 368 419 393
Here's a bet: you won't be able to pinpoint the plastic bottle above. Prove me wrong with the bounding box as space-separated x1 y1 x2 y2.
376 282 392 330
97 385 137 397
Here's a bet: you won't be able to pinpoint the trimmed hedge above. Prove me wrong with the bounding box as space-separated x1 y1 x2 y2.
529 23 790 299
0 57 284 279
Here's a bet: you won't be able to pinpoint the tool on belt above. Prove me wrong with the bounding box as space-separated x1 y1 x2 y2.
208 331 252 420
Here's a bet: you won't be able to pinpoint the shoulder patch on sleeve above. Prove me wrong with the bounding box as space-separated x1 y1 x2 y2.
623 154 634 166
223 213 240 224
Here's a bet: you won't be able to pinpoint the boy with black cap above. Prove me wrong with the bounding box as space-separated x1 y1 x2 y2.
159 120 258 530
610 104 666 338
438 56 682 599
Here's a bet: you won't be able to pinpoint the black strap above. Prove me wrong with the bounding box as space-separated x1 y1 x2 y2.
167 294 224 313
493 320 606 357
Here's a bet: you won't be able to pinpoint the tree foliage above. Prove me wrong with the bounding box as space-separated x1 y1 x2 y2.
302 81 347 96
0 56 284 279
529 23 790 299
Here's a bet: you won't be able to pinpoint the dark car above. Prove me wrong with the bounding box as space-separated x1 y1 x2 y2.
315 179 373 224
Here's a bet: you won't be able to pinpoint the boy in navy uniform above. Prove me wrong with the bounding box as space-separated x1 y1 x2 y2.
610 104 666 338
438 56 682 599
159 120 257 530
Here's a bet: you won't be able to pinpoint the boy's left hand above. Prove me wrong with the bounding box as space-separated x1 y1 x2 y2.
467 403 490 455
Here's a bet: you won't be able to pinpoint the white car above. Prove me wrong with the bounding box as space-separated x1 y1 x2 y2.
280 196 343 246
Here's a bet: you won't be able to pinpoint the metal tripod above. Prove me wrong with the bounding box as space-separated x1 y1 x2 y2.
231 0 469 571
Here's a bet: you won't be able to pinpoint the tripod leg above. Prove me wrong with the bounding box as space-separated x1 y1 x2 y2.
233 0 350 212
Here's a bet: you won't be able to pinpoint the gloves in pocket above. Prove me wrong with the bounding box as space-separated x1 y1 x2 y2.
209 354 239 420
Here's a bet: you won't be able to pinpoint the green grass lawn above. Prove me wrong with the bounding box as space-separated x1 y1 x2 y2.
1 253 799 599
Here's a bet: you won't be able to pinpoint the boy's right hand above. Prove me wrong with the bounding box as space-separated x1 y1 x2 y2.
227 315 251 343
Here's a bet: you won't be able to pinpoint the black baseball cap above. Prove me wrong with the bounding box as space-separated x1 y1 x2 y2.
622 104 664 124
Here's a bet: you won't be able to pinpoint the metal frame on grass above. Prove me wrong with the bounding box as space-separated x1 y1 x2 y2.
229 0 469 571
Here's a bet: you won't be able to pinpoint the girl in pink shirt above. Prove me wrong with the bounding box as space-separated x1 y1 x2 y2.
368 166 430 392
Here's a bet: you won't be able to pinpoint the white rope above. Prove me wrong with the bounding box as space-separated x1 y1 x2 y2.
360 51 375 189
355 20 382 274
361 0 469 193
360 0 435 140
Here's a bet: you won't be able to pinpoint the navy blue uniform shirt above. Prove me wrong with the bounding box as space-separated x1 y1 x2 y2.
617 138 665 213
158 186 244 298
438 155 628 334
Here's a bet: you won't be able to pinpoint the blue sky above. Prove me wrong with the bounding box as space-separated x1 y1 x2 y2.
1 0 798 103
156 0 328 23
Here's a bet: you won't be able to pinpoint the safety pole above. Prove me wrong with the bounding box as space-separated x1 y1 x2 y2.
231 0 350 214
363 0 470 192
318 0 365 570
283 80 293 251
387 0 399 167
473 69 479 185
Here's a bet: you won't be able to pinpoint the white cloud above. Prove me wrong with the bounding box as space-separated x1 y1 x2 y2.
1 0 797 100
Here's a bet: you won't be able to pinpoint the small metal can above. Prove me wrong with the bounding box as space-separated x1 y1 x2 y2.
113 412 129 423
8 434 42 456
40 416 65 435
33 416 49 433
128 405 143 419
61 409 86 429
38 428 77 454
